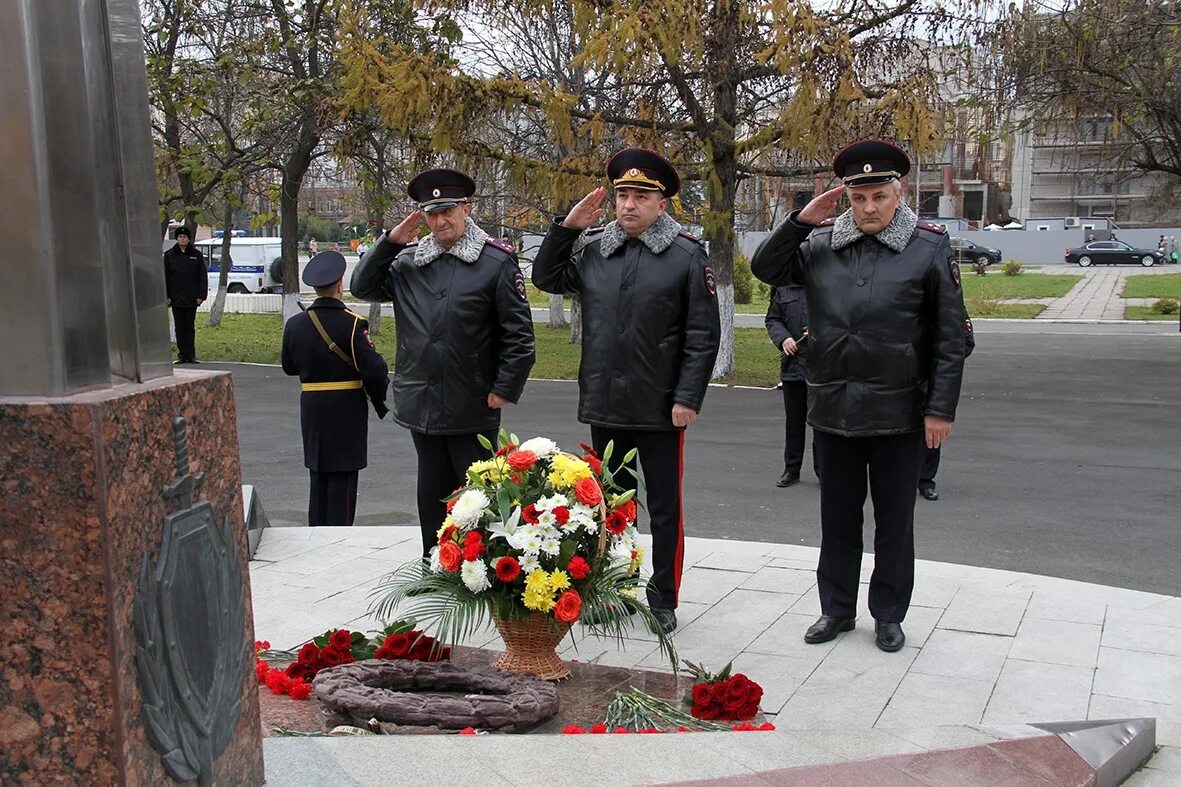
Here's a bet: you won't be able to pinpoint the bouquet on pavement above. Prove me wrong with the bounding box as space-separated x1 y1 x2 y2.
683 661 764 720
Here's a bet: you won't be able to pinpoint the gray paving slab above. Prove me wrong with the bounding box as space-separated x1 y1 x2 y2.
983 660 1095 724
909 629 1012 682
1008 618 1102 668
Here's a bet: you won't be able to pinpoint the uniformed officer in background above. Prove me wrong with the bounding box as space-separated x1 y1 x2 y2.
282 251 390 526
752 140 967 653
532 148 721 634
765 284 819 487
351 168 536 555
918 315 975 501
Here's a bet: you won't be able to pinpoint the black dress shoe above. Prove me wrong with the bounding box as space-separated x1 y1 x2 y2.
874 621 906 652
776 471 800 488
650 608 677 634
918 487 939 501
804 615 855 644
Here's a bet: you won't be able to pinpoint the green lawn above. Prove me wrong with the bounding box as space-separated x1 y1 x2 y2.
963 299 1046 319
1124 306 1181 321
961 274 1080 299
1121 273 1181 299
193 315 783 387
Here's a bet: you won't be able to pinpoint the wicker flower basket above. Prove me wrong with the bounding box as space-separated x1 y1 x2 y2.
493 613 572 681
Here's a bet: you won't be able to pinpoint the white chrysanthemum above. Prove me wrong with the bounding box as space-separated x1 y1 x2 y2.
510 530 543 555
537 510 557 528
461 559 491 593
519 553 542 574
609 539 633 564
558 516 580 533
451 489 490 529
570 503 597 534
428 546 444 573
519 437 558 457
540 537 561 556
536 493 569 511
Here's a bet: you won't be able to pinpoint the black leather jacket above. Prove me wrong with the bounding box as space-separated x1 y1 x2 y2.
533 219 720 430
765 286 808 383
163 242 207 306
751 210 967 437
349 234 535 435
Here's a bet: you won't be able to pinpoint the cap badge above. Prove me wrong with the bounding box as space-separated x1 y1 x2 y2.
863 164 872 173
628 168 640 176
431 188 441 197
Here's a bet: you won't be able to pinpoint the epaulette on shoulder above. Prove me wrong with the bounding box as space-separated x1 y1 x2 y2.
485 236 515 254
917 220 946 235
677 230 703 245
584 226 606 236
344 308 366 320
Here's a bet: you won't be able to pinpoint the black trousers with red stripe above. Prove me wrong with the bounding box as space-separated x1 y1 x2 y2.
591 427 685 610
308 470 358 526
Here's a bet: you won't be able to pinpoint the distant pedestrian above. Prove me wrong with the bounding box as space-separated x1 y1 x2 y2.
163 225 207 364
308 236 318 255
764 285 818 487
918 316 976 501
1158 235 1167 253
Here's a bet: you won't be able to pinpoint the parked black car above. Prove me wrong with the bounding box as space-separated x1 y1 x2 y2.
1065 241 1165 267
949 236 1002 266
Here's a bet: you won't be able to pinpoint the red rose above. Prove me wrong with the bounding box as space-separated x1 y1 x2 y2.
605 510 628 535
589 723 608 734
284 662 310 682
739 703 759 720
408 635 438 661
438 541 463 572
297 642 320 666
553 506 570 525
441 647 452 661
506 450 538 471
691 683 713 707
256 660 270 683
381 632 412 659
495 443 517 457
329 630 352 649
746 684 763 705
265 670 291 695
574 477 603 507
495 556 521 582
566 556 590 580
553 590 582 623
319 645 350 667
522 504 540 524
617 499 637 522
691 703 720 720
584 455 603 475
721 693 747 716
288 680 312 701
374 645 391 659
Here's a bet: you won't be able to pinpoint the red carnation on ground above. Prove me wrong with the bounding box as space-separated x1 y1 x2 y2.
265 670 291 695
562 725 585 734
329 629 352 649
605 510 628 535
553 506 570 525
256 659 270 683
506 450 538 471
574 476 603 507
438 541 463 572
589 723 608 734
553 590 582 623
288 679 312 701
495 555 521 582
254 640 270 652
521 504 540 524
566 556 590 580
458 727 477 735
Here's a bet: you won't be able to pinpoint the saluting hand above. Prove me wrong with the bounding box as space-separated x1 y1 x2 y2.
387 211 424 245
561 187 607 230
797 185 846 226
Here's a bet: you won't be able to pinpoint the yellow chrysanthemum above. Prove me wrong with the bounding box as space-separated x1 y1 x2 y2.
548 454 593 488
548 569 571 592
469 458 511 483
523 587 556 612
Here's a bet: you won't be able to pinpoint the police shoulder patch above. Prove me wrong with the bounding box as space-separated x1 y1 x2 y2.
513 270 528 301
486 236 515 254
363 329 375 348
965 317 973 332
917 220 946 235
703 265 717 296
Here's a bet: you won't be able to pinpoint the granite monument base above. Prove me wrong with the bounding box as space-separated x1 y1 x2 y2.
0 370 264 785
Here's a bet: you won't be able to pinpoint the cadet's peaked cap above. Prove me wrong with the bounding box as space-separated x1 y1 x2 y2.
607 148 680 197
407 168 476 213
833 140 911 187
302 250 347 288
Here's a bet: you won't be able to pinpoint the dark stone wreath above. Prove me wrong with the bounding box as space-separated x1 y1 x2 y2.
312 660 559 731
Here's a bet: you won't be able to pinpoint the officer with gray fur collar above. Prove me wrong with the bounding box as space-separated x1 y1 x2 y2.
752 140 967 654
533 147 721 635
351 168 535 555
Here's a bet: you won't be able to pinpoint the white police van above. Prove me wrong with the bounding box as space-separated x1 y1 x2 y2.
195 237 284 293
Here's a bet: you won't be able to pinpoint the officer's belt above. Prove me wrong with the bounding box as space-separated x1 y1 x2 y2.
301 380 363 392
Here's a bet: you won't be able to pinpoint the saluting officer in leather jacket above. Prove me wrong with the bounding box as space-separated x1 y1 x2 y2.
532 148 721 635
752 140 967 654
351 169 536 554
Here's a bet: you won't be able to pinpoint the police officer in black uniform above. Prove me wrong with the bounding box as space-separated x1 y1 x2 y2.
918 315 975 501
532 148 722 634
752 140 967 653
351 169 535 554
765 285 819 487
163 225 207 363
282 251 390 526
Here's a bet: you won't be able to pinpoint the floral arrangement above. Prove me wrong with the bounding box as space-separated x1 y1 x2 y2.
683 661 764 721
371 433 674 663
255 622 449 701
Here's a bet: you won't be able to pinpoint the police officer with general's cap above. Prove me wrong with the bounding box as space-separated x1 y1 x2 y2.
351 167 535 555
532 147 721 635
752 138 967 653
282 250 390 526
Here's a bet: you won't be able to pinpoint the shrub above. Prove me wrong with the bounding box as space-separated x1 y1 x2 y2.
733 251 754 304
1151 298 1179 315
1001 259 1024 276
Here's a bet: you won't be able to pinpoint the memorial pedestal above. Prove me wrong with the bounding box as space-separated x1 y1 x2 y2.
0 370 264 785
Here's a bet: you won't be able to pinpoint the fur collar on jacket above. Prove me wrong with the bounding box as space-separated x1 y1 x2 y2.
413 217 488 266
593 212 682 257
830 203 918 254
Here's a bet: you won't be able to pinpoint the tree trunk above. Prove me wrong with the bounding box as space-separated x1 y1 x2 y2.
207 199 235 327
280 135 315 321
547 292 567 327
367 301 382 334
568 295 582 344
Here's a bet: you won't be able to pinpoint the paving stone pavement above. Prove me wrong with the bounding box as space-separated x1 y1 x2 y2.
251 527 1179 785
1035 265 1177 320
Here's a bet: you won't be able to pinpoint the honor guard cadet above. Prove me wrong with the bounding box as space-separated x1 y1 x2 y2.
532 148 721 635
282 251 390 526
752 140 967 653
351 168 535 555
